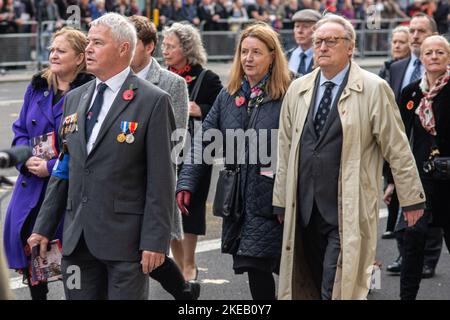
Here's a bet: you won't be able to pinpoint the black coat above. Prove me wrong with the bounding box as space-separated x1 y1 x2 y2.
399 80 450 227
186 64 222 121
177 88 283 259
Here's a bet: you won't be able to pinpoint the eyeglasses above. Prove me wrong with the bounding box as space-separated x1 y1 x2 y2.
313 37 349 48
161 43 179 51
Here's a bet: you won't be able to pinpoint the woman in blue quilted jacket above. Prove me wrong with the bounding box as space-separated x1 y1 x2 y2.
176 22 291 300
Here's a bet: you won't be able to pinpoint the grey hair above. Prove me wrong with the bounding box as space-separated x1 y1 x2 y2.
313 13 356 45
162 22 207 66
90 13 137 61
392 25 410 37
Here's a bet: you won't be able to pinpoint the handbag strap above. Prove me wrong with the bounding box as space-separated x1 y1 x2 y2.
189 69 207 102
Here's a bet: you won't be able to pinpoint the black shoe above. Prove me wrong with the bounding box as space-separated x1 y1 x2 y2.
181 281 200 300
387 257 402 273
381 231 395 239
422 265 435 279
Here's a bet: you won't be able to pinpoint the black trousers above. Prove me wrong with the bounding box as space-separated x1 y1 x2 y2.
300 203 340 300
385 190 399 232
400 211 450 300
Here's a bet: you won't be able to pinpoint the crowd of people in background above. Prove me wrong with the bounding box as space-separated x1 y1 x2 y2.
1 0 449 34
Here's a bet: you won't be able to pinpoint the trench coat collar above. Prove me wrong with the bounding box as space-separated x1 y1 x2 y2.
296 60 364 105
145 57 162 85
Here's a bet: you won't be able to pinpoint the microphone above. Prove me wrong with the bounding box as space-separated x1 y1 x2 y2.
0 145 33 168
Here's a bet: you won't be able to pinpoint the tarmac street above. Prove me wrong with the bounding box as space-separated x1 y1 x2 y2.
0 60 449 300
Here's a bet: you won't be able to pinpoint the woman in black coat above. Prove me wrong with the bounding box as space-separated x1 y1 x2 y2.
379 25 410 239
176 23 291 300
397 35 450 300
162 22 223 282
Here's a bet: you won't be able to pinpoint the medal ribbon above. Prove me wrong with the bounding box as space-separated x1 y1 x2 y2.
129 122 138 134
121 121 128 134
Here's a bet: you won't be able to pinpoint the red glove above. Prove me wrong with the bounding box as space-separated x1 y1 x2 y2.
176 190 191 216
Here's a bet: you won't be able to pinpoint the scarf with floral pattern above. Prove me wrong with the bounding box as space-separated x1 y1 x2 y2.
235 72 270 114
416 67 450 136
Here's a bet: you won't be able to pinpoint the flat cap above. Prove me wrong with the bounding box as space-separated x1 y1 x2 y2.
291 9 322 23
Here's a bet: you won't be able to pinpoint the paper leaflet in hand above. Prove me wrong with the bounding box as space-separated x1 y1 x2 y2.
29 239 63 286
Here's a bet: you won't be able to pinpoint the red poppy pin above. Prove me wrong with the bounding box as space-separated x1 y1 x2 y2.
406 100 414 110
185 75 197 84
235 96 245 107
123 84 136 101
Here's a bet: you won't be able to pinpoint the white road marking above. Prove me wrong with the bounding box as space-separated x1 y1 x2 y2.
0 100 23 106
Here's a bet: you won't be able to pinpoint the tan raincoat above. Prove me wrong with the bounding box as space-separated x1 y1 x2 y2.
273 62 425 300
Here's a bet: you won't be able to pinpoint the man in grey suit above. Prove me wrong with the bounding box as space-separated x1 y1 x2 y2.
128 15 199 300
28 13 176 300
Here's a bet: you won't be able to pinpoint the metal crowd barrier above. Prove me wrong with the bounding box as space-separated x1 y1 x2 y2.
0 18 411 68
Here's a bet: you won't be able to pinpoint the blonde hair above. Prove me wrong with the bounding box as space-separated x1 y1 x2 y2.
162 22 207 66
392 25 410 37
228 22 291 100
42 27 88 92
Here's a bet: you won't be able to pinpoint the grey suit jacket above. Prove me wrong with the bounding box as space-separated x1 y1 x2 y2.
146 58 189 132
33 71 176 261
145 57 188 240
297 73 347 228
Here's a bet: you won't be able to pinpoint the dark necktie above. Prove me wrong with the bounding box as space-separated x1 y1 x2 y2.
409 59 422 84
314 81 335 136
297 52 307 76
85 82 108 142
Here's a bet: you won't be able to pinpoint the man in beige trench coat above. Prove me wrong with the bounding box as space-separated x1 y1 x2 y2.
273 14 426 300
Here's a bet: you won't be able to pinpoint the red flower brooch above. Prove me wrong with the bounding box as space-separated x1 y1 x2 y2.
235 96 245 107
406 100 414 110
123 84 136 101
185 75 197 84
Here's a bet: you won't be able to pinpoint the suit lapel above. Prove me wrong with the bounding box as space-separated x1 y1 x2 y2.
88 72 138 157
75 82 95 160
305 73 320 139
396 57 411 100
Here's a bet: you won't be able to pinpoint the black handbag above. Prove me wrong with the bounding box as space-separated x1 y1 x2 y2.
213 167 242 220
212 96 261 220
424 155 450 180
422 135 450 180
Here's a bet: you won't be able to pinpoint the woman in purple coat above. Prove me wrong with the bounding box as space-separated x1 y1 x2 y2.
3 27 93 300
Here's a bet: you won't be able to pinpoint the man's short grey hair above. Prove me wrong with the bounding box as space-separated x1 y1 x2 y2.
162 22 207 66
392 25 410 37
313 13 356 45
90 12 137 60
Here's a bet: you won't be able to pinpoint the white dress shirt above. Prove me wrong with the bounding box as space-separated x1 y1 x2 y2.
136 60 152 80
87 66 131 154
288 47 314 74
